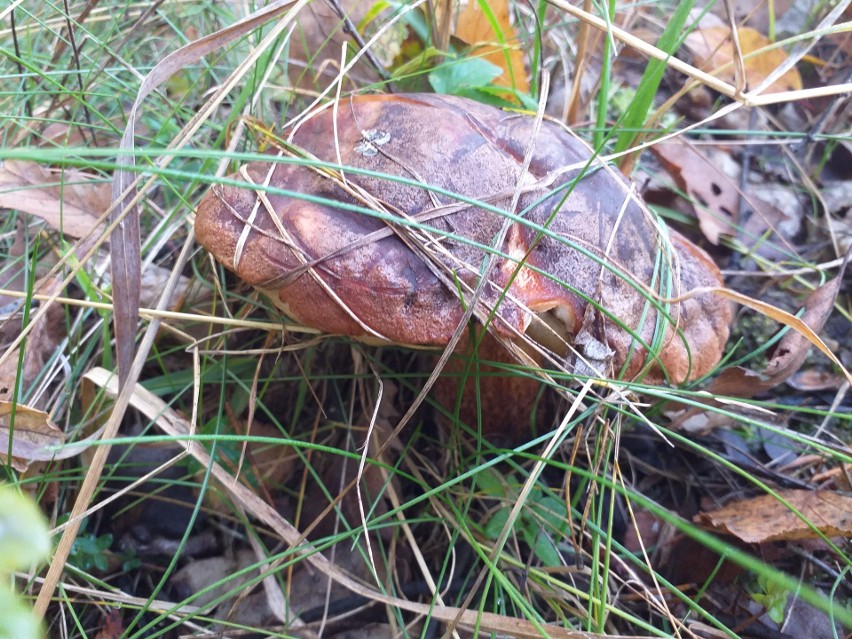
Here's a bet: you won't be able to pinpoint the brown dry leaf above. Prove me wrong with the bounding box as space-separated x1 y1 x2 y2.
0 160 109 238
0 308 66 420
0 221 29 308
695 490 852 543
0 228 67 412
107 0 300 389
740 181 803 260
454 0 529 96
710 263 846 398
288 0 394 90
786 369 845 392
93 609 124 639
171 550 258 609
652 141 738 244
0 228 70 471
0 401 64 471
231 420 297 493
685 26 803 93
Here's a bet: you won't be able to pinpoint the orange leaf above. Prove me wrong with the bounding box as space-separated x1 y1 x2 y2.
696 490 852 543
454 0 528 96
685 26 802 93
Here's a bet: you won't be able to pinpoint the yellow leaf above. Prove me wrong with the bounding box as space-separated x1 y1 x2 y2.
454 0 529 97
686 26 802 94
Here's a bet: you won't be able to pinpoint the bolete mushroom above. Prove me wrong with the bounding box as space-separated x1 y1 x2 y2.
196 94 731 434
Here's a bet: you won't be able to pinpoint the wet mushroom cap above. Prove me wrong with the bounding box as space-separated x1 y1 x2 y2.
196 94 731 384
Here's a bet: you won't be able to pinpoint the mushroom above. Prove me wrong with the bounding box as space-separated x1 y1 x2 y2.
195 94 731 435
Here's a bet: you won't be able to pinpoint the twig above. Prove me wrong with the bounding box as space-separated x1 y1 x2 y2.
325 0 394 89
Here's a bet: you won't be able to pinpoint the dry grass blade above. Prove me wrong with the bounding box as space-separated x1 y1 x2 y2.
108 0 303 387
548 0 852 106
709 253 851 397
83 366 659 639
669 284 852 389
34 0 308 615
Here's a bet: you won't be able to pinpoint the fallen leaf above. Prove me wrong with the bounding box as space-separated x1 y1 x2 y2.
685 26 803 94
454 0 529 97
171 550 257 609
763 271 845 380
695 490 852 543
100 258 193 310
0 225 67 427
0 225 71 470
0 401 65 471
93 609 124 639
740 181 803 259
287 0 397 90
0 221 29 310
652 141 738 244
710 263 847 397
655 141 810 255
786 369 845 392
200 418 297 512
622 508 665 554
0 160 109 238
0 302 66 410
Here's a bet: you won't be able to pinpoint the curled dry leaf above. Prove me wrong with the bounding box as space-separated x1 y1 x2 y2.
0 401 64 472
709 263 847 398
196 94 731 385
695 489 852 543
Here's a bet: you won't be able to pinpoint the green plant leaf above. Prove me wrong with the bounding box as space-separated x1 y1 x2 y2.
428 57 502 94
531 532 562 568
476 468 508 498
613 0 695 155
531 495 569 535
484 508 510 540
752 574 788 624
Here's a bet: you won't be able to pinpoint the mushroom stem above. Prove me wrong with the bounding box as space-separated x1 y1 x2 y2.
434 329 552 444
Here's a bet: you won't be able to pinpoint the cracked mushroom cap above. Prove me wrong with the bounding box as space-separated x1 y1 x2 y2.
196 94 731 384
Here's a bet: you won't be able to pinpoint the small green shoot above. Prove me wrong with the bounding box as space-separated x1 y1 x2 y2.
750 573 789 625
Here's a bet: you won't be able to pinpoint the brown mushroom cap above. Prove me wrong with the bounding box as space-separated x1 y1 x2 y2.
196 93 731 384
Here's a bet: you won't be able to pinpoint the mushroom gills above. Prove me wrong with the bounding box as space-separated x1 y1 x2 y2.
523 302 577 357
